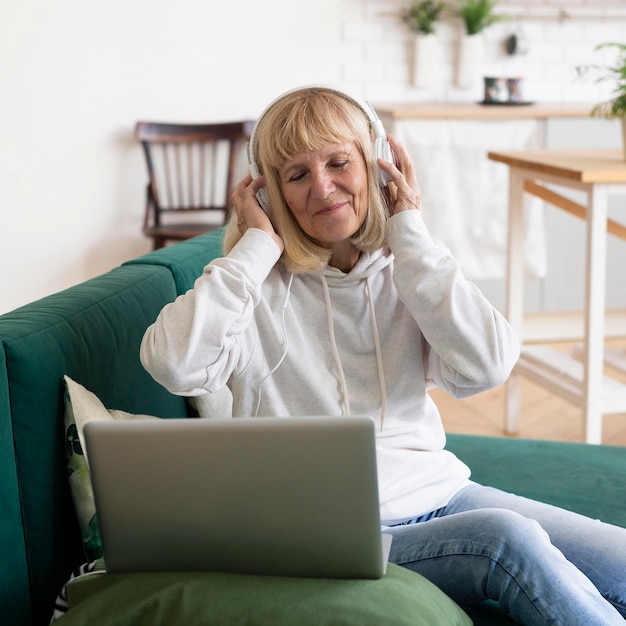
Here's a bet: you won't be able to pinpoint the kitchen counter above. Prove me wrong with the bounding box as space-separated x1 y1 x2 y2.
374 102 593 121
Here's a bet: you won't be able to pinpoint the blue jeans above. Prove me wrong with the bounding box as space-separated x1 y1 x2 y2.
386 483 626 625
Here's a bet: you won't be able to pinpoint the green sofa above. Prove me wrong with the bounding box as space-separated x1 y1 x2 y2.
1 228 624 626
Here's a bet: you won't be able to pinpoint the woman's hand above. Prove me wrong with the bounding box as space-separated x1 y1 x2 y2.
378 135 421 216
230 174 284 251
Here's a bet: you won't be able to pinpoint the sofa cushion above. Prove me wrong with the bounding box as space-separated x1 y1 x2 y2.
446 434 626 527
58 561 472 626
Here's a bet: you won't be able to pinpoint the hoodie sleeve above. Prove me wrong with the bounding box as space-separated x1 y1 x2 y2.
140 228 282 396
387 210 520 398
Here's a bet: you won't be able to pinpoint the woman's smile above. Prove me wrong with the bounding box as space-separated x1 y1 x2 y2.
314 202 349 217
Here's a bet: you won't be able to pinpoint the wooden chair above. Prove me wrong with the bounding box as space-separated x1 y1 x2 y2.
135 120 255 249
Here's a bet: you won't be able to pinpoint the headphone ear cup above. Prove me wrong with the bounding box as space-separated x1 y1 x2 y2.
375 136 394 186
247 154 271 213
256 188 270 211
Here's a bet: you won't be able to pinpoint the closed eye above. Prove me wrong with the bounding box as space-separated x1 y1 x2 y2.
281 148 354 184
288 161 347 183
288 170 307 183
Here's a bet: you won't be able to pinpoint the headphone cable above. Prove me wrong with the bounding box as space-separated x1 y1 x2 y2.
253 272 294 417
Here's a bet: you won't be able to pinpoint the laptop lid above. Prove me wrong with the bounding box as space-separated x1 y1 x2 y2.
83 415 387 579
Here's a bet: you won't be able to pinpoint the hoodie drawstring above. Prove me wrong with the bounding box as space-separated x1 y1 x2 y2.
366 277 388 430
253 273 294 417
320 275 388 430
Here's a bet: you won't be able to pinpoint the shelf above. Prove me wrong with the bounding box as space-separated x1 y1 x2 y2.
375 103 593 121
516 345 626 415
522 310 626 343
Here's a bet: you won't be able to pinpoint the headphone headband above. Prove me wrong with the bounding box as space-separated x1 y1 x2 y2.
248 85 386 161
247 85 393 180
247 85 393 210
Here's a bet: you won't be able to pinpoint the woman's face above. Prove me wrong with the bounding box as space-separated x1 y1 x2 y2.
278 141 369 250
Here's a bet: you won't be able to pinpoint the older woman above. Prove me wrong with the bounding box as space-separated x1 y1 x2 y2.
141 86 625 624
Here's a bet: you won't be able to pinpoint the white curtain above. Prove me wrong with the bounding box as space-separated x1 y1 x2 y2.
390 118 546 280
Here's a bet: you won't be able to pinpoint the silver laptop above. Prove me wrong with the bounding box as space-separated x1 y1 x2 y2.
83 415 389 579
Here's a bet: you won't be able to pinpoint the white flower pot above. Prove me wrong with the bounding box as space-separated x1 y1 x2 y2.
456 34 483 88
412 33 438 89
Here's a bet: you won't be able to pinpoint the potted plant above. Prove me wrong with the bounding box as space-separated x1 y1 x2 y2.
576 43 626 158
456 0 504 36
402 1 447 88
454 0 506 88
403 0 446 35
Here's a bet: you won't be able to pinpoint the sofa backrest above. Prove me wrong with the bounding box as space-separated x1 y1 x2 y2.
124 226 226 294
0 229 225 626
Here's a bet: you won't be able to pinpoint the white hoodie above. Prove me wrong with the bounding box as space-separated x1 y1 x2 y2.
140 210 520 524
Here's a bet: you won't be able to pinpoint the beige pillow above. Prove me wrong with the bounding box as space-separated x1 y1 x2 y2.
63 375 158 560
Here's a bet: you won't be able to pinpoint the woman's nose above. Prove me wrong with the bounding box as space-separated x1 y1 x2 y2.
310 169 334 198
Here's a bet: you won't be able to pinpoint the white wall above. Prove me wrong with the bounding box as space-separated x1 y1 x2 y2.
1 0 625 314
0 0 348 313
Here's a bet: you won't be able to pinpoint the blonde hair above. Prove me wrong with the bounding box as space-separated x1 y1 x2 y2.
223 87 392 272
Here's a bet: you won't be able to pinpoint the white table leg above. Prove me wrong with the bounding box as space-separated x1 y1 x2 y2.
505 169 526 435
583 184 608 444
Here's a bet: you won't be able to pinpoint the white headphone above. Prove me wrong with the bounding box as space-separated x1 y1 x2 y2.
246 85 394 212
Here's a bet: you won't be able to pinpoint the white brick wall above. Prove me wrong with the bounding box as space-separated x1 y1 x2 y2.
340 0 626 105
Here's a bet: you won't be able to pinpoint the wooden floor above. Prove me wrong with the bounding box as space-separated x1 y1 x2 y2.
434 340 626 447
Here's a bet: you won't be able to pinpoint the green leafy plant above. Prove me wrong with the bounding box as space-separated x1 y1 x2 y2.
456 0 505 36
403 0 447 35
576 43 626 119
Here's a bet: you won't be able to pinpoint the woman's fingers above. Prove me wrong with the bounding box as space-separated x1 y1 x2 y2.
378 136 421 214
230 175 284 250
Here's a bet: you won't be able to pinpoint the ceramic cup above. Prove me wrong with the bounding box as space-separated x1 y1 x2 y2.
483 77 508 103
506 77 524 103
483 76 524 103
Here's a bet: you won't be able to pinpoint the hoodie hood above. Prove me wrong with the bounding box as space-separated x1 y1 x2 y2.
312 246 394 285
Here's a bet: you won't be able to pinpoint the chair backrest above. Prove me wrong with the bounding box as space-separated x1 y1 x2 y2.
135 121 255 248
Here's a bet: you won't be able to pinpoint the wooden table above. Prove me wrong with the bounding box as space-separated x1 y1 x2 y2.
487 149 626 444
